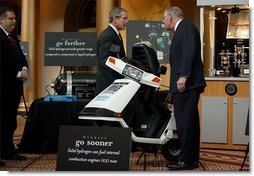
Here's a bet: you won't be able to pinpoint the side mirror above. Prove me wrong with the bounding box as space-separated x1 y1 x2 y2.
158 66 167 75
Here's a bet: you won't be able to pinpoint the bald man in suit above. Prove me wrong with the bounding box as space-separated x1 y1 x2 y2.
0 6 28 161
162 6 206 170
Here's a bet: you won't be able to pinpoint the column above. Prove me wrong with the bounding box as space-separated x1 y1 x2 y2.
21 0 38 104
96 0 118 37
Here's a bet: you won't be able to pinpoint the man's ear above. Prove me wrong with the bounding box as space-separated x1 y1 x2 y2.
0 16 4 23
113 16 118 23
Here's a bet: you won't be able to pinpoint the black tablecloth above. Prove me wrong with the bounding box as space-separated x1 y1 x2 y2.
18 98 89 153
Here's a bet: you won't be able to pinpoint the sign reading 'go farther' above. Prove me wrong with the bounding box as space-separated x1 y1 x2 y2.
44 32 97 66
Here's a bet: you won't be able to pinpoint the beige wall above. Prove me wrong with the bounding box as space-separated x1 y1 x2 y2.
171 0 200 30
122 0 170 20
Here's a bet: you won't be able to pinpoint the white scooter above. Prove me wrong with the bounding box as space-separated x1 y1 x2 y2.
78 42 181 163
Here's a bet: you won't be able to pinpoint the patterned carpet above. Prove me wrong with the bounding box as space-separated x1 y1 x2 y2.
0 148 249 171
0 115 250 172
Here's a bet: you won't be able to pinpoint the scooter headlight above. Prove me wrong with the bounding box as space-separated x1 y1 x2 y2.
122 65 143 81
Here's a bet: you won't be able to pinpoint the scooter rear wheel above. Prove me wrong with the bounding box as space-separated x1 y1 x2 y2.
161 138 181 162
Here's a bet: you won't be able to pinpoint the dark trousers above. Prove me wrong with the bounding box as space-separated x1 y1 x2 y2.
173 89 201 163
0 80 22 157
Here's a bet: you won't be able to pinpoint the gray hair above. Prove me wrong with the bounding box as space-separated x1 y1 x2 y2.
166 6 184 19
109 7 127 23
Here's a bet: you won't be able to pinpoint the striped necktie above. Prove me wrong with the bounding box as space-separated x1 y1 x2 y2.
8 34 16 47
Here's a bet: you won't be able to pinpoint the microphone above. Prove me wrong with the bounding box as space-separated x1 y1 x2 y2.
109 44 120 59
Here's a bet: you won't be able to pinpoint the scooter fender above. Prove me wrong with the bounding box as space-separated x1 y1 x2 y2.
85 79 140 113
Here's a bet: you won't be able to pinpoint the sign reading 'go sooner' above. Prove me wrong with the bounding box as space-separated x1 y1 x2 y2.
44 32 97 66
56 125 132 171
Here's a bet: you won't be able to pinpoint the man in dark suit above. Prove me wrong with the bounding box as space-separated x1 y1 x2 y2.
0 6 28 161
95 7 128 95
95 7 138 129
162 6 206 170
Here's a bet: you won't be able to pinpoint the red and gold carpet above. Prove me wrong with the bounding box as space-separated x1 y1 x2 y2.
0 149 249 171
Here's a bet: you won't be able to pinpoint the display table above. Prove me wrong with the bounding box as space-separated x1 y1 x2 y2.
18 98 89 153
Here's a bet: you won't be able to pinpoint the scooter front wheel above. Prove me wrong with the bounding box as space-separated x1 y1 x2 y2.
161 138 181 162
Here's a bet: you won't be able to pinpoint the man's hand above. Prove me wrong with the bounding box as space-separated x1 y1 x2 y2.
20 69 28 82
177 76 187 93
166 92 173 104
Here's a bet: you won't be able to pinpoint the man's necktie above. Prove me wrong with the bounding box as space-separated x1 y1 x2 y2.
8 34 16 47
171 31 175 40
118 33 123 41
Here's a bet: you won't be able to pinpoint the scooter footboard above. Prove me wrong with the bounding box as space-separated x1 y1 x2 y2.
78 115 177 145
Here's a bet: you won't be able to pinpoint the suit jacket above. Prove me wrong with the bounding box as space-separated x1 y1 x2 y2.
169 19 206 94
95 25 126 94
0 28 28 97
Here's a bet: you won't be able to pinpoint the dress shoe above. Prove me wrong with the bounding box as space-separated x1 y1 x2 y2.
167 161 199 170
0 160 5 166
3 154 27 161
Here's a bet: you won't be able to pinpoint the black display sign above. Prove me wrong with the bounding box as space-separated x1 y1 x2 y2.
44 32 97 66
56 125 132 171
126 20 171 63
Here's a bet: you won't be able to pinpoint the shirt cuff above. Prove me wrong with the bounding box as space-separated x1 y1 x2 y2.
17 71 21 78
